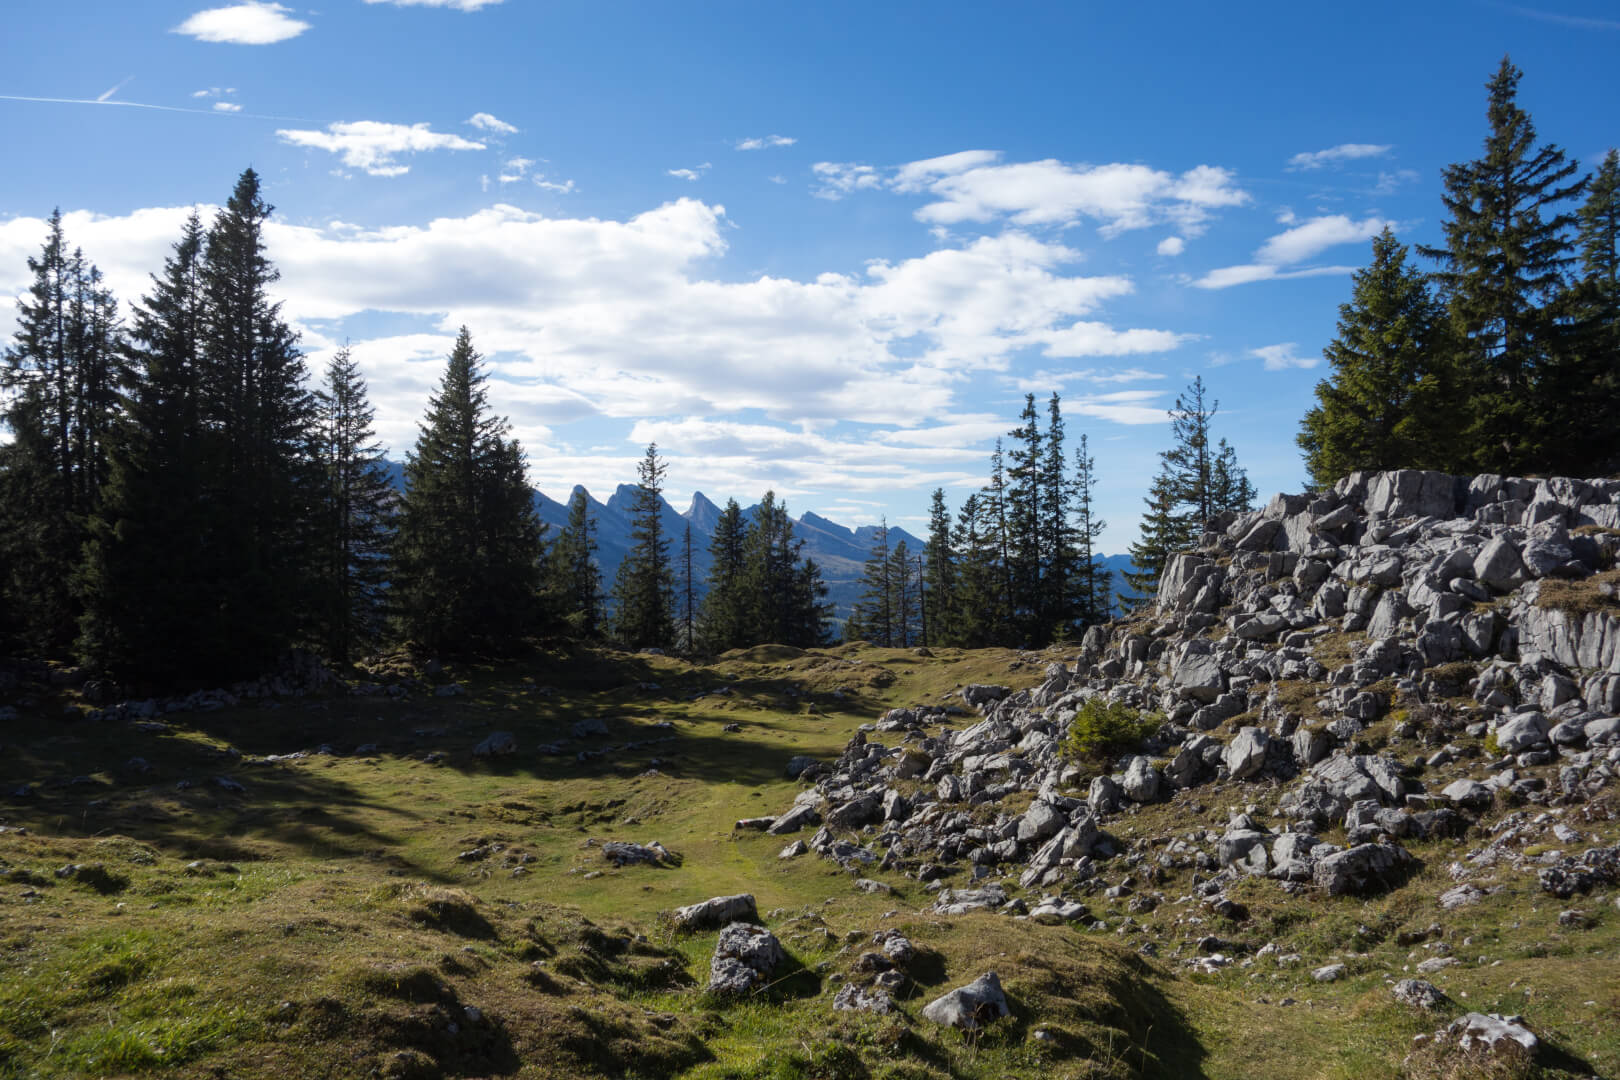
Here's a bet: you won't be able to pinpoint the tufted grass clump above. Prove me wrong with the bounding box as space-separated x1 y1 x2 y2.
1061 699 1162 764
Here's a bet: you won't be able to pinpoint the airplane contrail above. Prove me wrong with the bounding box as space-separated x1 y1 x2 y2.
96 76 135 103
0 94 303 121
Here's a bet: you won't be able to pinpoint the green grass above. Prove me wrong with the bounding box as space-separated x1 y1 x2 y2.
1 641 1618 1078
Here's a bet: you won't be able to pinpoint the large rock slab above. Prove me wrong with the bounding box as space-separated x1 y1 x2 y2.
1312 842 1413 896
708 922 784 994
673 893 757 931
1366 470 1458 519
921 972 1010 1031
1223 727 1270 780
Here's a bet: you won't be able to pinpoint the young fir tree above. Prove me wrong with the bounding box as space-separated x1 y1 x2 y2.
676 522 697 654
79 214 207 685
1419 57 1585 473
394 327 543 654
1162 376 1218 529
0 210 121 652
1210 439 1256 515
849 520 893 645
1298 228 1456 487
611 443 675 650
1071 434 1111 629
311 345 395 665
196 169 319 676
888 538 915 648
949 494 1002 647
545 489 603 638
1124 469 1184 608
1038 392 1074 640
1003 394 1044 642
923 488 956 645
983 439 1014 628
699 497 749 652
1559 149 1620 473
738 492 829 648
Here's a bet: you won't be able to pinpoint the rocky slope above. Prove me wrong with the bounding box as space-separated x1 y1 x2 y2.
764 470 1620 989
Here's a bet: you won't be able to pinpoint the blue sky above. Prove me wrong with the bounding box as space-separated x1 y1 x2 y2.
2 1 1616 545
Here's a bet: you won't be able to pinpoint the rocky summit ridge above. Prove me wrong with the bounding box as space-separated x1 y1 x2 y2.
759 469 1620 969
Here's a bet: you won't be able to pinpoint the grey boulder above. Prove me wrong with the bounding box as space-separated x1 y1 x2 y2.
921 972 1011 1031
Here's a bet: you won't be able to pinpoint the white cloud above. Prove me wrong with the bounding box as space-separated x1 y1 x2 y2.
667 163 711 182
365 0 503 8
1373 168 1421 195
466 112 517 134
498 156 533 184
811 162 883 200
173 2 309 44
1256 214 1391 265
1156 236 1185 256
1286 143 1393 171
736 135 796 150
534 176 576 194
212 101 242 113
1192 263 1358 289
276 120 485 176
1252 343 1319 371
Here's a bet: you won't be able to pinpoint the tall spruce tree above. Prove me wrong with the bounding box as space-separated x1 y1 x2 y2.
888 539 916 648
949 494 1002 647
699 497 748 651
1561 149 1620 472
1003 394 1044 641
1 210 121 652
737 492 829 648
1210 439 1256 515
79 214 207 684
923 488 956 645
394 327 543 654
1124 470 1180 607
850 520 893 646
1072 434 1111 628
611 443 675 649
545 489 603 638
1298 228 1456 486
1419 57 1585 472
311 345 394 665
1162 376 1218 530
197 169 318 675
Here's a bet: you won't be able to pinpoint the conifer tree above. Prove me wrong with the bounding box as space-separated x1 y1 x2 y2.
312 345 394 664
1210 438 1256 515
1297 228 1456 486
949 494 1001 647
545 489 603 638
1004 394 1043 640
923 488 956 644
676 522 697 653
1558 149 1620 472
1 210 121 651
1162 376 1218 529
611 443 675 649
1038 393 1073 639
1124 470 1181 607
394 327 543 654
850 520 893 646
197 169 319 674
889 538 915 648
699 498 748 651
1419 57 1585 472
1072 434 1111 628
78 214 207 684
738 492 829 647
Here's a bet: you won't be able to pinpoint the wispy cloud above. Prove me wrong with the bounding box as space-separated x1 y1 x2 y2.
1372 168 1421 195
173 1 310 44
276 120 485 176
534 176 576 193
96 76 135 103
466 112 517 134
1194 213 1389 289
1252 342 1318 371
736 134 796 151
213 101 243 113
667 163 712 182
1491 2 1620 30
1286 143 1393 171
1193 263 1358 289
364 0 504 8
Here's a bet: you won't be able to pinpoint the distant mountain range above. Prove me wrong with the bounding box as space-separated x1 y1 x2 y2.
381 461 1135 621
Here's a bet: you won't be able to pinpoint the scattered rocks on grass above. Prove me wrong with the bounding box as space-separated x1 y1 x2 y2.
708 922 784 995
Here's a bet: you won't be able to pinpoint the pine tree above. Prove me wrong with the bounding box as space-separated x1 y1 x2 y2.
1124 469 1182 607
1419 57 1585 472
1558 149 1620 472
1 210 121 652
738 492 829 647
545 489 602 638
611 443 675 650
850 520 893 646
1039 392 1074 640
699 498 749 652
923 488 956 644
311 345 394 665
1072 434 1111 628
949 494 1002 647
79 213 207 685
197 169 319 675
1162 376 1218 530
1003 394 1044 641
1210 438 1256 514
394 327 543 654
889 539 915 648
1297 228 1457 487
676 522 697 653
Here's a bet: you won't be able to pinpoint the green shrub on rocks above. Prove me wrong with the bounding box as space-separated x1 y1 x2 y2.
1060 699 1162 763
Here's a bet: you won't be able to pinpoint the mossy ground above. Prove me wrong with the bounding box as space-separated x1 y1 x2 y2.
1 642 1617 1078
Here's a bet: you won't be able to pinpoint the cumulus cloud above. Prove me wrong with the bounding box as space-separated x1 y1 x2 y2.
1194 214 1389 289
1286 143 1393 171
173 1 310 44
212 101 242 113
466 112 517 134
736 134 795 150
276 120 485 176
1252 342 1319 371
819 150 1248 237
1156 236 1185 256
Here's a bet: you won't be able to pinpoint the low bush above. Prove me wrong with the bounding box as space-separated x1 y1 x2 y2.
1061 699 1162 763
